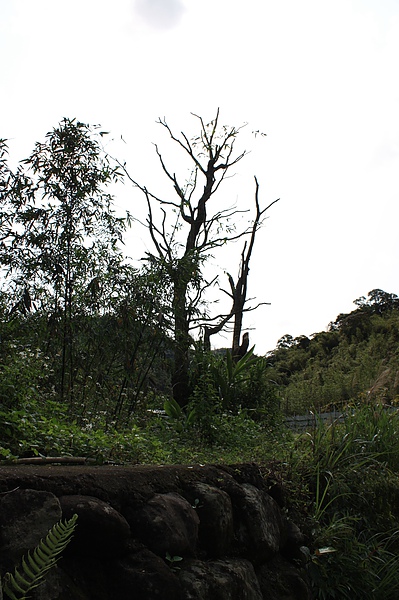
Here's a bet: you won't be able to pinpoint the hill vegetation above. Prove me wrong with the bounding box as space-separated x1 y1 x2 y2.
267 288 399 415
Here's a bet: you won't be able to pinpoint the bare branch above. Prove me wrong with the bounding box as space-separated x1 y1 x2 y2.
157 117 206 174
115 111 278 404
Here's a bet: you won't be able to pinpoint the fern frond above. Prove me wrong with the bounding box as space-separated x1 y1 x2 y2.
3 513 78 600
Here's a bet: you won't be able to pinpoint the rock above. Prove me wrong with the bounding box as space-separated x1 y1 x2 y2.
281 520 306 561
58 556 111 600
0 488 61 568
179 558 263 600
125 492 199 557
188 483 234 558
107 549 184 600
59 495 130 557
0 465 312 599
29 564 91 600
234 483 284 563
256 554 311 600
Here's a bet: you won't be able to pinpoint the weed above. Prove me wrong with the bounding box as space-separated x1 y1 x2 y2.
165 553 183 572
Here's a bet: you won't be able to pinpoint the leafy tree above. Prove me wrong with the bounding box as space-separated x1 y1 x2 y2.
277 334 295 349
355 289 399 314
0 119 127 404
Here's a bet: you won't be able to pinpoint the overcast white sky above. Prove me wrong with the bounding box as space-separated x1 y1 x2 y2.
1 0 399 354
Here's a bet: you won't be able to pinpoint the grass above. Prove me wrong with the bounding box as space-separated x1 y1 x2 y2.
288 403 399 599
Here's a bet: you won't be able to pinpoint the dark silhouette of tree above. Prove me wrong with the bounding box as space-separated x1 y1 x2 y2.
121 111 278 407
235 331 250 361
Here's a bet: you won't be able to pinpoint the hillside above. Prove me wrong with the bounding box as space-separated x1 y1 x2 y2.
265 289 399 414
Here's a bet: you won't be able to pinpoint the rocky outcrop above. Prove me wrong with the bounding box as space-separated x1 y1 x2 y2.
0 464 310 599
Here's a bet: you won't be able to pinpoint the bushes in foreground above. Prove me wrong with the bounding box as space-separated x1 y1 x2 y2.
290 402 399 599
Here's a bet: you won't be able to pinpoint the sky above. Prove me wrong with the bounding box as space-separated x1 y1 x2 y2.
1 0 399 354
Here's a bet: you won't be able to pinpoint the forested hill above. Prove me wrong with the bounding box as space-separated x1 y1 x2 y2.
265 289 399 414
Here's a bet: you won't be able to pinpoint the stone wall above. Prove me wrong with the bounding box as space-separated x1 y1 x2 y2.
0 463 310 599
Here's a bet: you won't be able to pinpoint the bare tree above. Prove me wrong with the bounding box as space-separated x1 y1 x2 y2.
122 111 278 407
228 177 279 359
202 177 279 357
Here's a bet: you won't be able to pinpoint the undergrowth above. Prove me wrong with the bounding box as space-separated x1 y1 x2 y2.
287 403 399 599
0 397 289 465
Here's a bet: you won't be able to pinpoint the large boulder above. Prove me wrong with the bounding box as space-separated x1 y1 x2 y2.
187 482 234 558
125 492 199 557
179 558 263 600
107 549 184 600
0 465 312 599
59 495 130 557
0 488 61 568
233 483 284 563
256 554 311 600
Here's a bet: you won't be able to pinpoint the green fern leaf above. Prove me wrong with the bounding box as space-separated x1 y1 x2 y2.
20 558 36 582
3 513 77 600
36 547 52 562
13 573 30 589
26 553 42 575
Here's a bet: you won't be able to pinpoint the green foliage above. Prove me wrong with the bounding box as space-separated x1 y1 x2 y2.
0 344 45 409
0 397 163 464
0 392 285 466
163 397 196 432
0 120 172 423
165 552 183 572
211 346 257 408
289 406 399 598
0 275 170 425
269 289 399 414
208 346 281 421
149 409 286 465
2 514 77 600
305 523 399 599
0 119 131 407
189 368 220 440
1 119 125 304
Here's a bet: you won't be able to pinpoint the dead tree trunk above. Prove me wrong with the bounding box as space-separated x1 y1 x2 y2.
204 178 279 357
230 177 279 358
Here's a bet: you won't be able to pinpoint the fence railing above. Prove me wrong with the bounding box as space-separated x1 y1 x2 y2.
285 406 399 431
285 410 345 431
